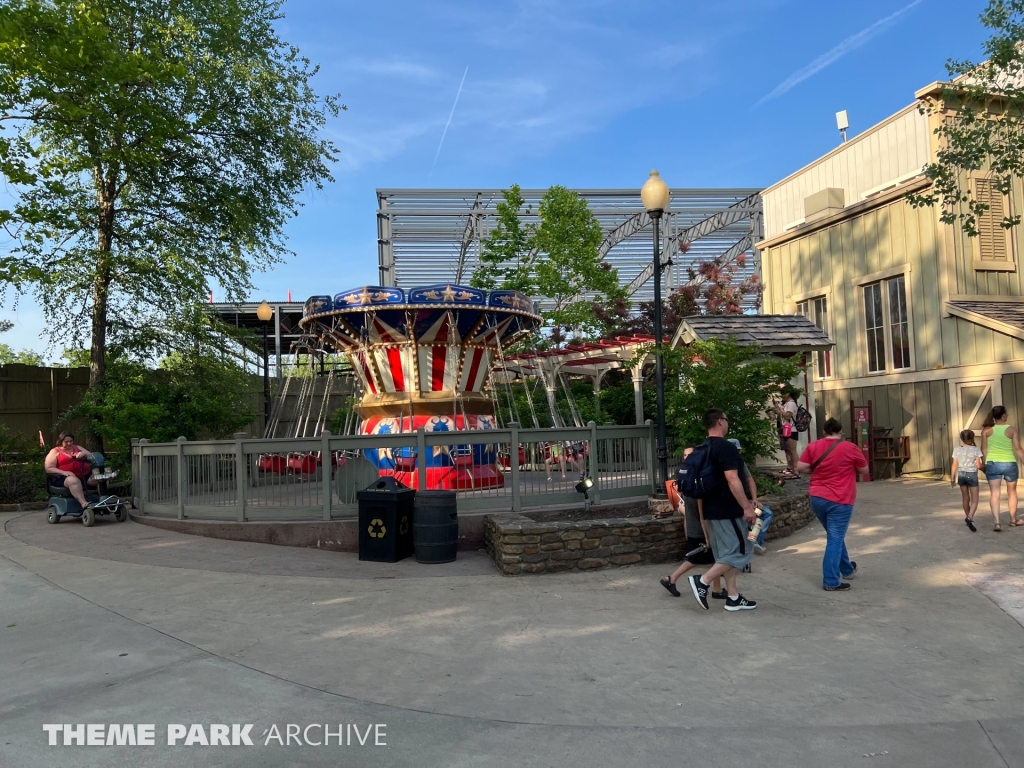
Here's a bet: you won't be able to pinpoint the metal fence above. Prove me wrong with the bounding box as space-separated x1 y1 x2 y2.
131 422 656 522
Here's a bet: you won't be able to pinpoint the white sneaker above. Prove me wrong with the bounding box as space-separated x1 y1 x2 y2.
754 543 766 555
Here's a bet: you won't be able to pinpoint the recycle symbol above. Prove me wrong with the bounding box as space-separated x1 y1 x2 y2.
368 518 386 538
399 516 409 535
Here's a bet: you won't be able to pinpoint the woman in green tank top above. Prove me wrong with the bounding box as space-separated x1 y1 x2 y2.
981 406 1024 531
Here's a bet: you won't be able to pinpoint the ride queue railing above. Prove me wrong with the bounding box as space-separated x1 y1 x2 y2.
130 421 656 522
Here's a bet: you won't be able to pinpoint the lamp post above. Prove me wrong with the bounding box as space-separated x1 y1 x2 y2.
641 170 671 496
256 301 273 433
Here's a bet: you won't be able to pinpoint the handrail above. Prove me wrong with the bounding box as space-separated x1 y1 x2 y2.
132 422 656 521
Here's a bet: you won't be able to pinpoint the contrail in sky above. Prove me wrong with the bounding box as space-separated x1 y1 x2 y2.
429 66 468 180
757 0 924 105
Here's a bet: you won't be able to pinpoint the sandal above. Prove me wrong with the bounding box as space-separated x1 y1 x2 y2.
995 524 1003 532
1011 519 1024 527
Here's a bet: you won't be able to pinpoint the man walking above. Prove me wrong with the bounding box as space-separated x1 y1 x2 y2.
797 418 869 591
686 409 759 612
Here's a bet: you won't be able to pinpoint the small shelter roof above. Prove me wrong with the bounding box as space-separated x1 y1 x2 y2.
672 314 834 352
947 300 1024 342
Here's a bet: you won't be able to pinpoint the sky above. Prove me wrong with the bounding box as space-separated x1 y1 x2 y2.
1 0 990 359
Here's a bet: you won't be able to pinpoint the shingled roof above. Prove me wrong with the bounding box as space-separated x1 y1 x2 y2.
672 314 834 351
947 301 1024 341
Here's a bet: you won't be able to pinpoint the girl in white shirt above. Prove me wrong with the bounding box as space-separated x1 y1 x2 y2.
951 429 984 532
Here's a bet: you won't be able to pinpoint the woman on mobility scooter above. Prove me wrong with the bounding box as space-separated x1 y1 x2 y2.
44 431 96 509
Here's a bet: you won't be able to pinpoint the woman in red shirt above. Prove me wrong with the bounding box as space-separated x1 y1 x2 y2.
44 431 95 508
797 418 869 591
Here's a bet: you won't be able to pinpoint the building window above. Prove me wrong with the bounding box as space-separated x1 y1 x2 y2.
974 177 1014 266
864 283 886 373
797 297 832 379
888 276 910 370
863 275 912 373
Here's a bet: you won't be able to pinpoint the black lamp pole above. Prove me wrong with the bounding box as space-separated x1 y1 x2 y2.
651 210 668 496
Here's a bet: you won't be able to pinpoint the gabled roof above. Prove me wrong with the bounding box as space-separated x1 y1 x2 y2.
947 300 1024 342
672 314 834 351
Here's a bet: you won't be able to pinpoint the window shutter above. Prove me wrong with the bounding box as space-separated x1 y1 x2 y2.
976 178 1009 262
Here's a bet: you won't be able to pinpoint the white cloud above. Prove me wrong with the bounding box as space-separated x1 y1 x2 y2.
340 58 439 81
757 0 924 105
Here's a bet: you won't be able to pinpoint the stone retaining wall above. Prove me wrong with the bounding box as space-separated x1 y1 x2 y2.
485 491 812 576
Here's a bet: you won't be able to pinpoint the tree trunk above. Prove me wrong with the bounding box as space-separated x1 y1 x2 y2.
89 167 116 451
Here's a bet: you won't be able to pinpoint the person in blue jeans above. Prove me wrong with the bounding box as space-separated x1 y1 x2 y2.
797 418 869 591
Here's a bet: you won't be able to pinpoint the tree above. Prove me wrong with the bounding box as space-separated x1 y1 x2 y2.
662 338 800 462
594 252 762 339
909 0 1024 235
0 344 43 365
0 0 341 395
470 185 623 339
63 349 259 467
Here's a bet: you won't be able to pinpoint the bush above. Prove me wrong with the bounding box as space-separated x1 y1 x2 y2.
0 426 46 504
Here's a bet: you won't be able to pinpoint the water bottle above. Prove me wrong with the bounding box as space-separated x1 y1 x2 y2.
747 508 764 542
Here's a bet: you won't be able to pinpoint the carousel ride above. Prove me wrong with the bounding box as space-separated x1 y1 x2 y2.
297 283 542 489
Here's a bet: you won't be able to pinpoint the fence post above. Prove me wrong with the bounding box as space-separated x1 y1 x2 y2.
176 436 186 520
509 422 521 513
234 432 247 522
645 419 656 495
321 429 332 521
417 427 428 491
136 439 148 514
588 421 601 506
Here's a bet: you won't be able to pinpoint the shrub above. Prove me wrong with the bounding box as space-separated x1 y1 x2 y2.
0 426 46 504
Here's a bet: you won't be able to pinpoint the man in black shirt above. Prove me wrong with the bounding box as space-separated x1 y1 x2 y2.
687 408 758 612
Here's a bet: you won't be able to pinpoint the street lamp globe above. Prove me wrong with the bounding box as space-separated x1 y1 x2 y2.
641 169 671 213
256 300 273 323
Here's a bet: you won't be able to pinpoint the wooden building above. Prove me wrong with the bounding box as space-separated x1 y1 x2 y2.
759 79 1024 475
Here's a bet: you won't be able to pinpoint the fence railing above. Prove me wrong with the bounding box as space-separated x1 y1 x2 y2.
131 422 656 522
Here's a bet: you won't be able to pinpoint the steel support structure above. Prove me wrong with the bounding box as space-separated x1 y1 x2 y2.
376 188 763 309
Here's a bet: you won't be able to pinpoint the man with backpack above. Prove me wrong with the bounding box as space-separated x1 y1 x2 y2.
680 408 759 612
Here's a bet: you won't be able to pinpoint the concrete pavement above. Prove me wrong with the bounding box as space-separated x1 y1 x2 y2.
2 478 1023 766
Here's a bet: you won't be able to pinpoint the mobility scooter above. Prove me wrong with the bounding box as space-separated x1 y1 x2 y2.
45 453 128 526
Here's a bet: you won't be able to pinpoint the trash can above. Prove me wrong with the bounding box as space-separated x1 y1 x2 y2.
356 476 415 563
413 490 458 564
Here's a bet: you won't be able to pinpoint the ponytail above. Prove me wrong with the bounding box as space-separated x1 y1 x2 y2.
960 429 976 446
984 405 1008 429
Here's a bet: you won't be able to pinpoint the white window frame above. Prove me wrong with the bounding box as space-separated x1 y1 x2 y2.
853 265 915 375
796 296 832 380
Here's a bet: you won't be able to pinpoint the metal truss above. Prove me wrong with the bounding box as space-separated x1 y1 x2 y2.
377 187 763 309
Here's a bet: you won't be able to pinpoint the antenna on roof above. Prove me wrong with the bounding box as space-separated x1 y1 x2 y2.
836 110 849 144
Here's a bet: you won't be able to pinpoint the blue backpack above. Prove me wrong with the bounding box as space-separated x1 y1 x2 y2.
677 440 722 499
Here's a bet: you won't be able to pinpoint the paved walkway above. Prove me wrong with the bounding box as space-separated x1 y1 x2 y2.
3 479 1024 766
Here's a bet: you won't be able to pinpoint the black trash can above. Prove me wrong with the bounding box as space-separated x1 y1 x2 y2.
413 490 458 564
356 476 415 563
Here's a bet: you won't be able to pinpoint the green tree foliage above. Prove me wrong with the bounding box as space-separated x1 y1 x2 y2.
63 350 259 466
0 0 341 391
0 344 43 365
909 0 1024 235
0 424 46 503
662 338 801 462
470 185 623 338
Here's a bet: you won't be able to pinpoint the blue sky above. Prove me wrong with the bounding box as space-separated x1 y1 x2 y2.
2 0 989 357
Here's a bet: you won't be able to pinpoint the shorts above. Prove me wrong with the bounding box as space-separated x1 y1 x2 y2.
48 474 90 487
986 461 1019 483
683 536 715 565
957 472 979 488
706 517 754 571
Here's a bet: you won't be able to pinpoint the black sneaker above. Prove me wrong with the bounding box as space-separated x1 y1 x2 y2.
823 582 852 591
724 594 757 611
742 563 752 574
660 577 680 597
687 575 710 610
844 562 858 580
966 517 977 532
711 590 728 600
